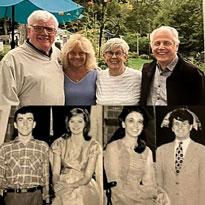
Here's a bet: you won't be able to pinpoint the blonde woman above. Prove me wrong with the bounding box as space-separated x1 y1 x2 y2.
62 34 98 105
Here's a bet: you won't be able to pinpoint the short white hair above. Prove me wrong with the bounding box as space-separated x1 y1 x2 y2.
150 26 180 45
27 10 59 28
102 38 129 55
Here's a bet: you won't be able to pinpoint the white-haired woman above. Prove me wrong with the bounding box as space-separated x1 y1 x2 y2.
62 34 98 105
96 38 141 105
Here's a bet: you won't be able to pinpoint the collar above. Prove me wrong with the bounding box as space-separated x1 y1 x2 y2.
157 55 178 72
108 66 126 76
26 39 52 57
175 137 191 146
14 136 34 143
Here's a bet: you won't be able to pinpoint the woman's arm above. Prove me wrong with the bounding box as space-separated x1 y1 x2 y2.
68 142 101 188
50 139 62 184
104 143 119 182
52 153 61 184
142 149 156 185
141 148 157 197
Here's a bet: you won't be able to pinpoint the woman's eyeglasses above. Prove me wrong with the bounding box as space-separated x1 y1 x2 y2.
105 50 125 57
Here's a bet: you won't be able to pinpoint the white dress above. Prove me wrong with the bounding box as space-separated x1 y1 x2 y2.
104 139 157 205
50 137 102 205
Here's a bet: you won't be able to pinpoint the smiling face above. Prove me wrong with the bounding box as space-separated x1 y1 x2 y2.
103 47 127 74
151 29 178 68
68 114 86 135
27 19 57 54
14 113 36 137
67 44 87 69
122 111 144 139
172 118 192 140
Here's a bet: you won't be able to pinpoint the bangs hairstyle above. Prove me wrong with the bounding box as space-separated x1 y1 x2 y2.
108 106 147 153
27 10 59 28
168 108 194 128
61 34 97 70
102 38 129 55
64 108 91 141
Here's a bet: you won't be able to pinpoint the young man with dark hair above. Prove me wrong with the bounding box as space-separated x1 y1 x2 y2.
156 108 205 205
0 107 50 205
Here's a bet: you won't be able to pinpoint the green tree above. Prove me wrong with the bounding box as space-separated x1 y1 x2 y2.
124 0 160 35
153 0 203 55
72 0 203 58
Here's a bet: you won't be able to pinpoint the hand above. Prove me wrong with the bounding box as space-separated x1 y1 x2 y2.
157 192 171 205
53 181 65 192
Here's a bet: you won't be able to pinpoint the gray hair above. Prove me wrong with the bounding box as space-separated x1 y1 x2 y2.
102 38 129 55
150 26 180 45
27 10 59 28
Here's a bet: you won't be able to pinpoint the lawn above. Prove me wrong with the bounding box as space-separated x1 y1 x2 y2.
128 57 151 70
128 57 205 72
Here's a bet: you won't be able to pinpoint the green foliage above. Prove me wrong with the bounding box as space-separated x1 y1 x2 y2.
124 33 150 55
125 0 160 35
72 0 204 60
128 57 151 70
199 63 205 73
140 54 150 60
0 44 10 60
153 0 203 55
0 51 4 60
98 58 107 70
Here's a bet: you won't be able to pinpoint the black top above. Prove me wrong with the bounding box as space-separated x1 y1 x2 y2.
140 54 205 105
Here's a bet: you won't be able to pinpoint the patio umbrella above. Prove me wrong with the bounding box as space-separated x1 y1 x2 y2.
0 0 84 48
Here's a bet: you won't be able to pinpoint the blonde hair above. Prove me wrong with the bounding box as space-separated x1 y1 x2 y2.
61 34 97 70
102 38 129 55
150 26 180 46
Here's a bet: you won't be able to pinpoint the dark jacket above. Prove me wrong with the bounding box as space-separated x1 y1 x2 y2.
140 54 205 105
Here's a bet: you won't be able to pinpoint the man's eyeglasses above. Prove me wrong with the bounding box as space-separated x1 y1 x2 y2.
105 50 125 57
29 25 57 34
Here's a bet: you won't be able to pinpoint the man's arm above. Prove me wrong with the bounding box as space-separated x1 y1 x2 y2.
198 146 205 205
0 55 20 105
196 68 205 105
155 146 164 189
0 146 6 195
42 145 50 204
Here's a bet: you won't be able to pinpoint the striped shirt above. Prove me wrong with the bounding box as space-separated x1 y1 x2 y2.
96 67 141 105
0 137 49 200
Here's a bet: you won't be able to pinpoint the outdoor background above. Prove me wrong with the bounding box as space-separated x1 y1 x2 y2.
0 0 204 71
